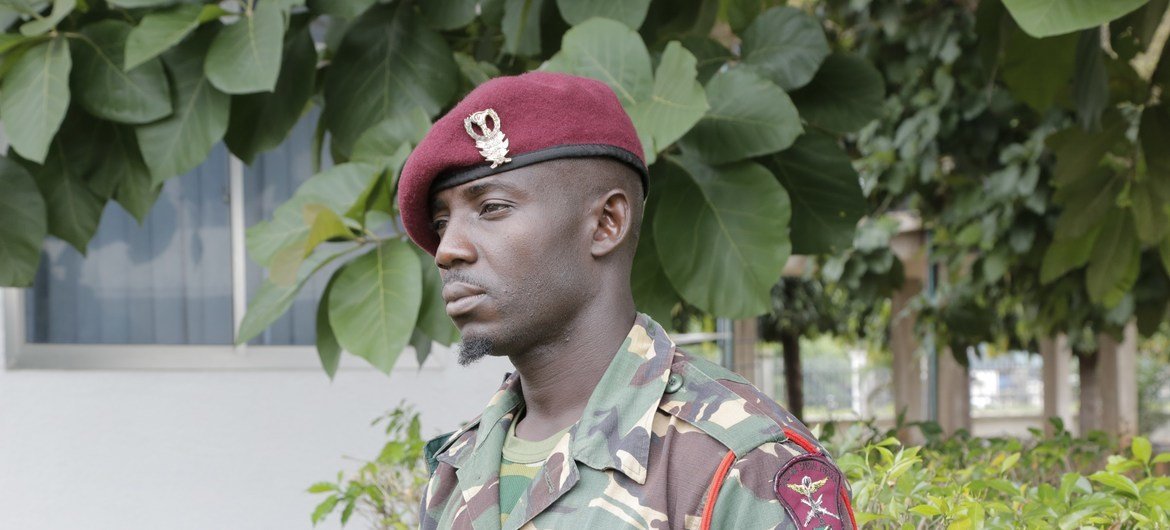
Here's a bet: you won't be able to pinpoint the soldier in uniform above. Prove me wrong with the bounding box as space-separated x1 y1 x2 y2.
397 71 857 530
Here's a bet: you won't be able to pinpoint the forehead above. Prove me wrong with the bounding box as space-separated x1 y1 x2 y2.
429 163 559 209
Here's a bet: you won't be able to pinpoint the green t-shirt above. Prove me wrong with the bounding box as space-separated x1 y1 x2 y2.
499 415 571 524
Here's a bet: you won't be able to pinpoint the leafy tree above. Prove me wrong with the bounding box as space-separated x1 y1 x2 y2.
0 0 883 375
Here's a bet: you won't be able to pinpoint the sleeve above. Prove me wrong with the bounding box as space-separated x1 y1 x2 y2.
702 442 856 530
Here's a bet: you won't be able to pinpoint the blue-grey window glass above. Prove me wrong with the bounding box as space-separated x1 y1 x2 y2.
25 146 234 344
243 111 341 346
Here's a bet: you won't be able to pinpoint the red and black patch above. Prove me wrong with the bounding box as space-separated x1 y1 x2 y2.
774 454 851 530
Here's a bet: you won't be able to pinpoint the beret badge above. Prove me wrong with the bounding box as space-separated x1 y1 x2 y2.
463 108 512 168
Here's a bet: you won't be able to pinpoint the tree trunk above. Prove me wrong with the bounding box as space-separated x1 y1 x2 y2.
1078 351 1101 435
780 330 804 421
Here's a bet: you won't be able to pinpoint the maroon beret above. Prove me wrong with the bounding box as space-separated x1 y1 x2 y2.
397 71 648 255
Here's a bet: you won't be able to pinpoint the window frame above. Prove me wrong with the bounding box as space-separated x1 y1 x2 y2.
2 154 438 371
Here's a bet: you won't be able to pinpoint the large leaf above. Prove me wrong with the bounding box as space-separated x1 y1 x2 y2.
137 30 229 183
1086 209 1141 308
224 18 317 164
1048 112 1128 188
630 197 678 324
625 41 707 162
86 122 158 223
237 245 354 345
678 66 802 164
740 6 829 91
205 0 285 94
0 38 71 163
791 52 885 134
18 0 73 36
502 0 545 56
328 240 422 374
246 162 378 266
765 132 865 255
1002 29 1077 111
108 0 178 7
419 0 478 30
37 140 106 254
546 20 704 162
70 20 172 124
723 0 784 33
316 268 343 378
350 108 430 167
1071 30 1109 131
306 0 377 19
413 246 459 346
0 158 46 287
653 154 791 318
679 36 732 84
1040 227 1099 284
1138 105 1170 241
322 2 457 159
1003 0 1149 38
556 0 651 29
125 4 222 71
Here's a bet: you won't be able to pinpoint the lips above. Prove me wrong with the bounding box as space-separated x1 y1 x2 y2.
442 282 486 317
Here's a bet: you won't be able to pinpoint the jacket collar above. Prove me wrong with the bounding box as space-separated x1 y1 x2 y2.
438 313 675 486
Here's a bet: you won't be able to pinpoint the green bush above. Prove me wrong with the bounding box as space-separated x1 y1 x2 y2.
313 409 1170 529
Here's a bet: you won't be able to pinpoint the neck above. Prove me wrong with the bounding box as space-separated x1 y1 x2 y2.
508 292 636 440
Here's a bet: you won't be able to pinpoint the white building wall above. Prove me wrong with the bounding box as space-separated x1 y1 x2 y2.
0 349 513 530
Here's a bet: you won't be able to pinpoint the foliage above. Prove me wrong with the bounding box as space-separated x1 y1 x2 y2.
819 0 1170 360
826 419 1170 529
0 0 882 375
309 405 429 529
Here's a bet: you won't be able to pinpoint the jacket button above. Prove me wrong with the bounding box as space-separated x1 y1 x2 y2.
664 373 683 394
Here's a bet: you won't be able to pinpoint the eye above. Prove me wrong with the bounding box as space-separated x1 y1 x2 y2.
431 218 448 233
480 202 511 215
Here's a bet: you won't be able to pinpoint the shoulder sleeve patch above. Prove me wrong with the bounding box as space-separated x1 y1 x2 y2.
774 454 852 530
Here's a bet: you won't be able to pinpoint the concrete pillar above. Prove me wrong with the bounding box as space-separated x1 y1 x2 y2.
732 318 758 386
1097 323 1139 443
936 346 972 434
890 279 928 442
1040 335 1074 435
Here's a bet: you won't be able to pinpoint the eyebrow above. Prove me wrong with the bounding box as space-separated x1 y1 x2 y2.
431 179 524 214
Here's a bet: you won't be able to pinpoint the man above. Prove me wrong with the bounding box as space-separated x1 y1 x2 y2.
397 71 856 530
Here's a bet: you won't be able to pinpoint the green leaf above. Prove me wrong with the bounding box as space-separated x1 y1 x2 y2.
0 157 46 287
236 246 353 345
105 126 160 223
544 17 652 109
502 0 545 56
108 0 179 7
1153 452 1170 464
1088 471 1141 499
303 204 355 257
419 0 479 30
626 41 708 162
631 202 679 324
1040 226 1099 283
723 0 784 33
653 154 791 318
556 0 651 29
322 2 457 159
306 0 377 19
1003 0 1149 38
125 4 223 71
70 20 172 124
453 51 501 87
224 18 317 164
1071 30 1109 131
909 505 943 517
0 38 71 163
740 6 829 91
36 140 106 254
18 0 73 36
1002 29 1077 111
1086 209 1141 308
413 245 459 346
346 144 411 225
1143 104 1170 179
678 66 801 164
205 0 284 94
137 30 229 184
246 162 378 266
316 268 343 379
679 36 731 84
306 481 334 494
410 328 433 368
350 109 430 167
765 132 865 256
1133 436 1152 464
1161 237 1170 277
310 494 339 524
791 52 885 134
328 240 422 374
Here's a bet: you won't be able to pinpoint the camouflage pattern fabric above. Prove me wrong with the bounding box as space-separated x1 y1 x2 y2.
420 313 856 530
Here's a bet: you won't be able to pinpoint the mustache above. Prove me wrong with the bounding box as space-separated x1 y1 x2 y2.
441 270 489 290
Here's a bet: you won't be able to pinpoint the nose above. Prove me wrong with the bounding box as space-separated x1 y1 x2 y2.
434 217 477 270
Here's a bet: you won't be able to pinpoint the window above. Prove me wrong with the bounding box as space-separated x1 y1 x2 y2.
3 115 434 370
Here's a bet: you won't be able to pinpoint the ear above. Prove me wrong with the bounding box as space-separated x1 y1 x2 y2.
590 189 633 258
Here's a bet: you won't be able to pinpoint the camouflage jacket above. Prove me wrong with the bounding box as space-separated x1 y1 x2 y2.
420 314 857 530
